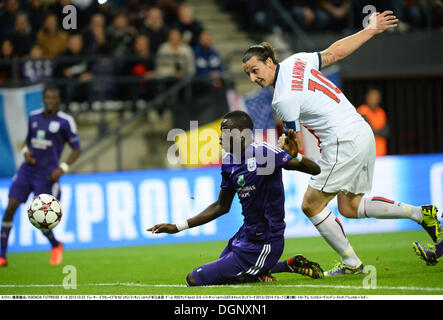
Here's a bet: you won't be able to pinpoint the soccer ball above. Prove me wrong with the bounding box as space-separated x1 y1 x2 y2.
28 194 62 230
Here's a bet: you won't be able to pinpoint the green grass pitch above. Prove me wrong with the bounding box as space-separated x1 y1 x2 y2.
1 230 442 296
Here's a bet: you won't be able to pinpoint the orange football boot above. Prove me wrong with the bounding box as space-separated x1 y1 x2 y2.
0 257 7 267
50 243 63 265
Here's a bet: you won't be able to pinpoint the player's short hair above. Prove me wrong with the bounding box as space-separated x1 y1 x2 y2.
223 110 254 130
242 42 278 64
43 84 60 96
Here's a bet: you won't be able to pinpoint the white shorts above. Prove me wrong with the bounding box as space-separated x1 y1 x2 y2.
309 123 376 195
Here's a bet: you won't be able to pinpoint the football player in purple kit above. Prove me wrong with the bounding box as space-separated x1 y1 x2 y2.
0 85 81 267
148 110 324 286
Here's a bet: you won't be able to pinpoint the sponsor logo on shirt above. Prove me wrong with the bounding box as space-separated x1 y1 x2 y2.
236 185 256 198
237 174 245 187
31 130 53 149
236 174 256 198
37 130 45 139
31 138 53 149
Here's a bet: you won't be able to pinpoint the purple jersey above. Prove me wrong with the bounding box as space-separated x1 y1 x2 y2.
24 109 80 174
221 142 292 250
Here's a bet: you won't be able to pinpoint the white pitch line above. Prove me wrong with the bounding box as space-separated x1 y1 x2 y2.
0 283 443 292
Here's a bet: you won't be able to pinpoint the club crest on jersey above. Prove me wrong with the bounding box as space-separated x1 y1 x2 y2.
247 157 256 172
49 121 60 133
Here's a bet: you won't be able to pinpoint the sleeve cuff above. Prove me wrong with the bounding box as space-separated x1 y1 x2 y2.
282 120 300 133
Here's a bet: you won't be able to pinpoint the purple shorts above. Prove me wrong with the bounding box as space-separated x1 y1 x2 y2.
191 236 284 286
8 166 61 203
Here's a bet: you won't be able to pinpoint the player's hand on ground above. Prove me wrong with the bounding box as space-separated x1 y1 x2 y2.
278 130 299 157
24 151 36 165
366 10 398 35
147 223 179 234
50 167 64 182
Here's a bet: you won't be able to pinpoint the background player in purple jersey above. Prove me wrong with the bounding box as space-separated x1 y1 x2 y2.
148 110 324 286
0 85 81 267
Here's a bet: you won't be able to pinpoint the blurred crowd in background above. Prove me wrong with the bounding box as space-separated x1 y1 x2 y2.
0 0 224 102
218 0 443 34
0 0 442 104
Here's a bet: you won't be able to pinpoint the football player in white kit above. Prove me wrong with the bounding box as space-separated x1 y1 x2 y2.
242 11 440 275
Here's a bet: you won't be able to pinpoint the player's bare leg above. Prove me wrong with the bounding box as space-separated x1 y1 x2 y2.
0 197 21 267
301 186 336 218
302 186 363 274
337 192 364 218
339 192 441 242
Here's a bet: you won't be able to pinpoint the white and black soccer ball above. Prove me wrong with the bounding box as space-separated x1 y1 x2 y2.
27 194 62 230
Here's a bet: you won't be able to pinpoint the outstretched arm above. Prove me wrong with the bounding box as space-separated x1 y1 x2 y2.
147 189 236 234
320 10 398 68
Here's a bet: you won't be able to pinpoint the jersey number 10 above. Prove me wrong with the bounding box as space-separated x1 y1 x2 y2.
308 69 341 103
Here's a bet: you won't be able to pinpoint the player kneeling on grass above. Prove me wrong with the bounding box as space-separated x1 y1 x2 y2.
147 111 323 286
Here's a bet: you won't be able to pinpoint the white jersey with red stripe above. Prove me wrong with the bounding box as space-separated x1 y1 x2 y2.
272 52 365 148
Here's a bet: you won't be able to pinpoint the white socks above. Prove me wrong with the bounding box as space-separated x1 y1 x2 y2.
307 196 423 268
357 197 423 223
309 207 362 267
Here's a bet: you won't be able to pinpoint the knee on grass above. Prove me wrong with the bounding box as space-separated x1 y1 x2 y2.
186 272 198 286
